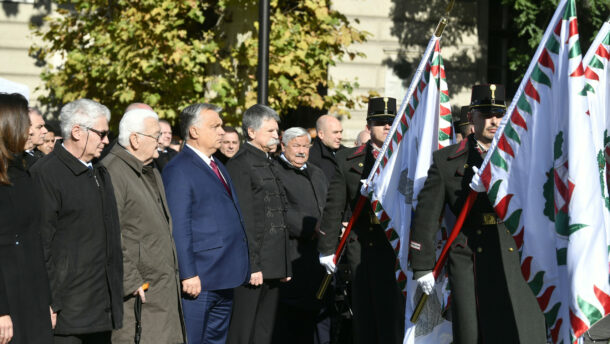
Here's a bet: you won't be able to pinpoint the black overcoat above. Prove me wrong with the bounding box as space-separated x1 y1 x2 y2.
0 157 53 343
307 137 345 185
225 143 291 279
30 144 124 335
318 142 404 344
409 134 546 343
275 156 328 308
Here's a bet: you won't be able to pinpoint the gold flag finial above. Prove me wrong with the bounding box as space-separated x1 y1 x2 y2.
490 84 496 103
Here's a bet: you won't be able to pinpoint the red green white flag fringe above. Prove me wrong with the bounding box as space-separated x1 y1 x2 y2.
361 36 453 343
470 1 610 342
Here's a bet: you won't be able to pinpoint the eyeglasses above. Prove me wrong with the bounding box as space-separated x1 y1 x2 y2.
368 117 394 127
136 132 161 140
85 127 109 139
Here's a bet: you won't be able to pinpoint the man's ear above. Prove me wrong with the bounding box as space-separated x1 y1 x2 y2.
247 127 256 141
467 111 473 122
365 124 371 132
71 125 82 141
129 133 139 150
189 125 198 140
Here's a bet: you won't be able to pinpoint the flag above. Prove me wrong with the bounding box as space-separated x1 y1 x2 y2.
582 20 610 234
470 1 610 342
363 37 453 343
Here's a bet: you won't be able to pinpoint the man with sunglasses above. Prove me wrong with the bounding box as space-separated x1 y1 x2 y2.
318 97 405 344
30 99 124 343
409 85 546 343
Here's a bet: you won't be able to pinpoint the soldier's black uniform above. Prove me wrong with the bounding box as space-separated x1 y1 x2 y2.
319 97 405 344
409 85 546 344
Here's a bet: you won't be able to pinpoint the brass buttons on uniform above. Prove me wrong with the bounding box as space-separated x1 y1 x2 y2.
477 247 483 253
476 230 482 235
358 162 364 167
508 247 514 252
464 163 469 169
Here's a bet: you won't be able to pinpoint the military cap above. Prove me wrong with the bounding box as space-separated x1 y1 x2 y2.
469 84 507 112
457 106 471 128
367 97 397 120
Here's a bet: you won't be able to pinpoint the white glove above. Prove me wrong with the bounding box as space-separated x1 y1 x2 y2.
319 254 336 274
417 272 435 295
469 166 486 192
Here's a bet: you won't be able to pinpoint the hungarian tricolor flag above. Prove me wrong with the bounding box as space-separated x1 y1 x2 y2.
470 1 610 342
362 37 453 343
582 20 610 239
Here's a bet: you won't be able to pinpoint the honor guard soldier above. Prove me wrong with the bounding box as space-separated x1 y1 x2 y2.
318 97 405 344
409 84 546 343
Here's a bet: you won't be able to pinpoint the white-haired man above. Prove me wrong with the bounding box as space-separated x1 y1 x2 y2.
30 99 124 343
102 109 186 343
273 127 330 343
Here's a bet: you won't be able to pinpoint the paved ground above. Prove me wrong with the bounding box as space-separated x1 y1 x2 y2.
584 316 610 343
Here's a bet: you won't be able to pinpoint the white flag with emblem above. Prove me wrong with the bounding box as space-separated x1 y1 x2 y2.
470 1 610 342
363 37 453 343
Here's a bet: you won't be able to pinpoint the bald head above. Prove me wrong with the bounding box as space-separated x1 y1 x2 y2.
125 102 153 112
354 129 370 146
316 115 343 150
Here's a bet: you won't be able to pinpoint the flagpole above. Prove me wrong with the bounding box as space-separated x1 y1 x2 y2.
361 0 455 194
470 0 568 191
410 189 478 323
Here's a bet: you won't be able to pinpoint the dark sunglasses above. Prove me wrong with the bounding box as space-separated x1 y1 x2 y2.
368 117 394 127
85 126 109 139
472 107 506 118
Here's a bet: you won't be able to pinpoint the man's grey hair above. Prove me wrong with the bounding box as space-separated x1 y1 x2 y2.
118 109 159 146
59 99 111 139
179 103 222 140
242 104 280 141
282 127 310 146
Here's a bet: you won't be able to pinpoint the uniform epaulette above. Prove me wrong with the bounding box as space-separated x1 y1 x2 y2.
448 138 468 159
347 145 366 160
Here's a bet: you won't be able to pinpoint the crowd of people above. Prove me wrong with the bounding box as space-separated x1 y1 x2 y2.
0 84 549 344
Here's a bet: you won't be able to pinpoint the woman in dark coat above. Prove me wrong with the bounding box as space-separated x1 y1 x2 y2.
0 93 53 344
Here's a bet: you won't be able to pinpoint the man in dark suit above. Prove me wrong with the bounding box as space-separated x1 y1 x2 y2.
409 84 546 343
163 103 250 344
318 97 405 344
226 104 291 344
308 115 345 184
23 107 47 168
273 127 328 344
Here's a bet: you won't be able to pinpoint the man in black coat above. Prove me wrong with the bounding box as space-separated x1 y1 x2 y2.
30 99 123 343
318 97 405 344
273 127 328 344
409 85 546 343
23 107 48 169
226 104 291 344
308 115 345 184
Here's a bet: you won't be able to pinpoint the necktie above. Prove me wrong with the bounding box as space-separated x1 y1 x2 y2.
209 160 232 197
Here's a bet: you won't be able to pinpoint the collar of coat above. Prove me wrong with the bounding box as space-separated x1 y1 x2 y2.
54 143 97 176
448 134 473 160
347 143 368 160
313 137 344 161
108 144 149 175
